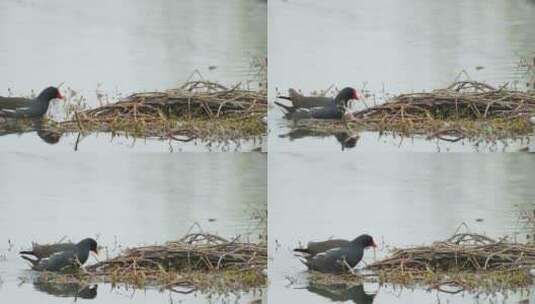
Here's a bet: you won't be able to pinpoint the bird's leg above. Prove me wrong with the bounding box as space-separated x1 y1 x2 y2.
341 258 358 276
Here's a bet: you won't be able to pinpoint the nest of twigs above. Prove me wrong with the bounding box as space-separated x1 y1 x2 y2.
366 233 535 293
88 233 266 273
354 81 535 122
84 233 266 291
78 81 266 121
58 81 266 142
369 233 535 272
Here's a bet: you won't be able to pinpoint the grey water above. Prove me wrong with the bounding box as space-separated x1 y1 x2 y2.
0 153 267 303
269 153 535 303
268 0 535 152
0 0 267 151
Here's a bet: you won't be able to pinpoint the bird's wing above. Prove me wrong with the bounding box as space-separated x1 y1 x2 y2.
0 107 31 118
0 98 32 110
43 251 73 271
309 247 345 267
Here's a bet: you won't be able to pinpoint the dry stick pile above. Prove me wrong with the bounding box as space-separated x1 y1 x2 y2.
367 233 535 292
79 81 266 120
354 81 535 121
86 233 267 291
350 81 535 141
61 81 267 141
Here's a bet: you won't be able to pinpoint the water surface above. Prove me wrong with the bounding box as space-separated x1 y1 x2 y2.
269 153 535 303
0 153 267 303
268 0 535 152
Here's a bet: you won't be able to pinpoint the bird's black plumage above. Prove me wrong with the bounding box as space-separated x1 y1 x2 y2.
20 242 75 260
300 234 376 274
21 238 98 272
0 87 63 118
275 87 359 120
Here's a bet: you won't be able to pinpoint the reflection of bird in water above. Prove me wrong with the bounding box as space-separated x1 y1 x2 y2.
307 283 375 304
279 129 359 150
33 278 98 300
0 118 63 144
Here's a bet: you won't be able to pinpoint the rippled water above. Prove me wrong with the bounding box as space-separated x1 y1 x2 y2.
0 153 267 303
268 0 535 152
269 153 535 303
0 0 267 151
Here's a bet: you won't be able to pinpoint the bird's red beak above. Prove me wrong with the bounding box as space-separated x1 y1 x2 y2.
372 241 377 248
56 91 64 100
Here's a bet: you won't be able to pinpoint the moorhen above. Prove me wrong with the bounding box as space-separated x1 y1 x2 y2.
21 238 98 272
275 87 359 120
278 88 333 108
298 234 376 274
20 241 75 260
0 87 63 118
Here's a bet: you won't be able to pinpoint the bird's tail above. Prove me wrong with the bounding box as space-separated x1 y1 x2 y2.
277 96 292 101
20 255 39 266
274 101 295 114
293 248 310 254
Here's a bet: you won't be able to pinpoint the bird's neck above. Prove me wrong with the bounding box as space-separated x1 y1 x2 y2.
76 246 90 264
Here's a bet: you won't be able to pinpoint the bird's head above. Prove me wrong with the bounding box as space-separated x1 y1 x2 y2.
38 87 64 102
79 238 99 255
353 234 377 248
335 87 360 109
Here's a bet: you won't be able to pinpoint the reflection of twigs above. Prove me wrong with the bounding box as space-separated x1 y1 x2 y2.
74 132 82 151
167 285 197 294
426 128 465 142
429 281 466 294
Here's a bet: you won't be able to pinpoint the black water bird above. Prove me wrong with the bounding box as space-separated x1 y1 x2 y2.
21 238 98 272
275 87 359 120
0 87 63 119
298 234 376 274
